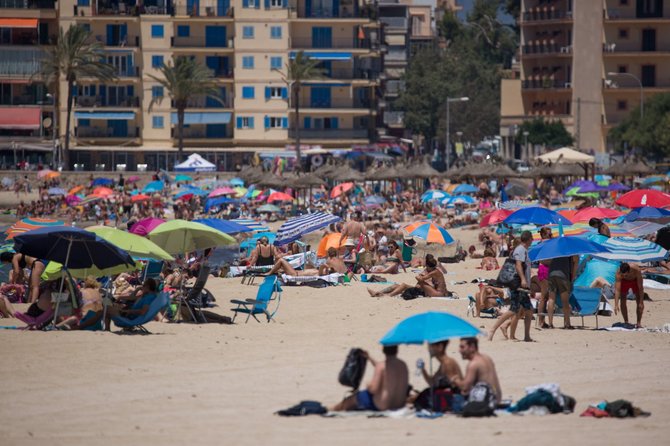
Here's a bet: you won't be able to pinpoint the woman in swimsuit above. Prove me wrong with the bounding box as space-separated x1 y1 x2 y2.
250 236 281 267
56 276 103 330
0 252 48 303
368 256 447 298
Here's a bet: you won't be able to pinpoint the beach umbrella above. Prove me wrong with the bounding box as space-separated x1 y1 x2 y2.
443 195 477 206
246 189 263 199
624 206 670 221
175 187 207 199
68 185 84 195
365 195 387 206
37 169 55 179
65 195 81 205
257 204 281 213
563 180 605 194
47 187 66 196
194 218 253 235
142 180 164 193
641 176 667 186
453 183 479 194
233 186 248 197
505 181 530 198
6 217 65 240
267 191 294 203
204 197 241 212
208 187 236 198
230 178 245 187
92 186 114 198
147 219 235 255
479 209 513 227
504 206 573 226
331 182 354 198
274 212 342 246
78 195 102 206
528 236 610 262
558 209 578 222
565 187 599 199
128 217 166 236
86 226 174 261
1 177 14 187
421 190 448 202
127 175 141 183
606 182 629 192
131 193 151 203
620 221 665 237
587 234 668 263
92 178 113 186
616 189 670 208
317 233 345 257
380 311 482 346
572 207 624 222
403 221 454 245
175 174 193 182
230 218 269 233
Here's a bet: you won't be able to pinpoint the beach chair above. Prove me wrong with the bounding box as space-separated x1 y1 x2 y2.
172 266 211 323
230 275 282 323
111 292 169 334
555 286 603 328
142 260 164 282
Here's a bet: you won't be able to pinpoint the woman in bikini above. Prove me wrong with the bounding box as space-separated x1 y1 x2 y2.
0 252 48 303
368 256 447 298
249 236 281 267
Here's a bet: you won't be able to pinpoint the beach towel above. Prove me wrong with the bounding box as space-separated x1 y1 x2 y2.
280 273 342 286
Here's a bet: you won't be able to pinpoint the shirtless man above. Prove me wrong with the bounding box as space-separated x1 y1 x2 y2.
419 341 463 388
330 345 409 412
338 212 366 252
614 262 645 328
453 337 502 406
319 248 349 276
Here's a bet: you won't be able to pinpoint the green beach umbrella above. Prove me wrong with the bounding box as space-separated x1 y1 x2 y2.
565 187 599 199
86 226 174 261
42 260 138 281
147 219 235 255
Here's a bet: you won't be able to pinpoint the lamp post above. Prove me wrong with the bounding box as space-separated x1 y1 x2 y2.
607 71 644 119
446 96 468 169
523 131 529 160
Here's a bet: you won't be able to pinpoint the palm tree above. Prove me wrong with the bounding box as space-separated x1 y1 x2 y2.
275 51 325 172
149 56 221 162
39 25 116 168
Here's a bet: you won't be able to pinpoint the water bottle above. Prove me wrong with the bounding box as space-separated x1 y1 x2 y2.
415 358 424 376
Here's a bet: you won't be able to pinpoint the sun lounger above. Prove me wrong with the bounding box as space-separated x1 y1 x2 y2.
280 273 343 286
554 286 603 328
230 275 282 323
644 273 670 285
111 292 169 333
14 307 55 330
466 295 501 318
241 253 308 285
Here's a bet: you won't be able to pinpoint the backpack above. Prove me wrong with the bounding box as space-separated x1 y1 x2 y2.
496 257 521 290
338 348 367 389
461 382 497 417
276 400 327 417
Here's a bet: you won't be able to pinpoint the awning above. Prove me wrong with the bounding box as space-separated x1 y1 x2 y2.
289 52 352 61
171 112 232 125
304 82 351 87
0 18 38 28
0 107 41 130
74 111 135 120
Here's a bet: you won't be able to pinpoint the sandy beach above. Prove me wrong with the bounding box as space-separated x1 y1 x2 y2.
1 225 669 446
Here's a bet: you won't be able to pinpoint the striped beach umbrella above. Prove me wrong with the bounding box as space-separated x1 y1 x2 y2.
421 190 448 202
403 221 454 245
6 217 65 240
230 218 269 233
587 234 668 263
274 212 341 246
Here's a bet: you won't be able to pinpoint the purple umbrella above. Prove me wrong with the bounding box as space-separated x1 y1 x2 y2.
606 182 630 191
129 217 166 236
563 180 605 194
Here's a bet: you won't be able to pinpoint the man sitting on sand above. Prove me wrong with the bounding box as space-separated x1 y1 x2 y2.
368 256 447 298
330 345 409 412
452 337 502 406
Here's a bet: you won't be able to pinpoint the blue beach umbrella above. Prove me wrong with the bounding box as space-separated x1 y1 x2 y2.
624 206 670 222
175 174 193 182
47 187 66 196
91 178 113 186
365 195 387 206
528 236 609 262
194 218 253 235
230 218 269 233
274 212 342 246
504 206 573 226
240 231 276 254
404 221 454 244
421 190 448 202
444 195 477 205
229 178 245 187
143 180 164 193
586 234 668 263
453 183 479 194
380 311 482 346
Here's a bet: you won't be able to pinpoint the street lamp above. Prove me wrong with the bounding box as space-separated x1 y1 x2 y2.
607 72 644 119
523 131 529 160
446 96 469 168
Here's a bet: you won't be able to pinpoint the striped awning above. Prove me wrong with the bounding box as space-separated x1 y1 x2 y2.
74 111 135 120
289 52 352 61
171 112 232 125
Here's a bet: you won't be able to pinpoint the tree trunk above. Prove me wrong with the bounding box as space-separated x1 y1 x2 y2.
63 80 73 169
294 83 302 173
177 106 185 164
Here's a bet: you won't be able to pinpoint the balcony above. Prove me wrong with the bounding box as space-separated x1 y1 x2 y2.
605 8 670 20
522 79 572 89
289 129 368 139
324 68 380 80
91 34 140 47
603 42 670 54
380 17 408 30
74 1 170 17
0 47 44 78
291 37 372 50
521 43 572 55
76 126 140 138
522 9 572 23
0 0 55 9
290 2 374 20
173 126 231 139
172 35 233 49
385 80 404 96
75 96 140 107
0 94 50 106
383 111 404 127
172 98 232 108
385 48 407 62
298 98 373 109
173 1 232 17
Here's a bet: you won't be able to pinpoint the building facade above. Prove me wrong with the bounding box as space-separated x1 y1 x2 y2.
500 0 670 159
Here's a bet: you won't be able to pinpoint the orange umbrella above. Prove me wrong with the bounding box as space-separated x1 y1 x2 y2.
558 209 578 222
131 193 151 203
317 233 345 257
69 185 84 195
92 186 114 197
330 182 354 198
46 171 61 180
6 217 65 239
267 191 293 202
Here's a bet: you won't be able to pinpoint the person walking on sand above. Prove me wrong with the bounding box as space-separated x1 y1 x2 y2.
330 345 409 412
488 231 534 342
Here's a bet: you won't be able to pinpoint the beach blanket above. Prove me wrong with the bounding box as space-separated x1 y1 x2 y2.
281 273 342 286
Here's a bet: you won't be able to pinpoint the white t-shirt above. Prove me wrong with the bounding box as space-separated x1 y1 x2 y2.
512 244 531 285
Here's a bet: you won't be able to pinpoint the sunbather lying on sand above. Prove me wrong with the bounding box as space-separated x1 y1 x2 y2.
265 248 349 277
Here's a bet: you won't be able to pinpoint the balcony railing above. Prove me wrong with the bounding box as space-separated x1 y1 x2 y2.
75 96 140 107
380 17 408 29
173 1 232 17
76 126 140 138
383 111 404 126
0 48 44 77
522 9 571 22
0 0 55 9
91 35 140 47
290 4 374 19
289 129 368 139
299 98 372 109
324 68 380 80
172 35 233 49
74 2 170 17
171 98 232 108
291 37 372 50
385 80 404 95
603 42 670 53
522 44 572 55
172 127 230 139
386 49 407 61
0 95 50 106
522 79 572 89
605 8 670 20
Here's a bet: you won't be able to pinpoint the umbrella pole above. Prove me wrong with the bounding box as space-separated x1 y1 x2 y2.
53 240 73 327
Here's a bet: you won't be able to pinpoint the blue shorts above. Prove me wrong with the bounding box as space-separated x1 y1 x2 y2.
356 390 378 411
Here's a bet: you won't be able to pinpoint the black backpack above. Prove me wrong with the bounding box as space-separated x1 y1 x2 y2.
276 400 327 417
338 348 367 389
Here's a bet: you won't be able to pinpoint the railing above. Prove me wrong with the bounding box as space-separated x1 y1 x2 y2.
75 96 140 107
299 98 372 109
289 129 368 139
0 95 50 106
380 17 408 29
74 2 170 17
385 80 404 95
605 8 670 20
383 111 404 126
173 127 231 139
92 35 140 47
173 1 232 17
0 48 44 77
76 126 140 138
0 0 55 8
172 98 232 108
522 79 572 89
326 69 381 80
522 44 571 55
172 35 233 48
522 8 571 22
114 66 140 77
385 49 407 61
291 5 374 19
603 42 670 53
291 37 372 50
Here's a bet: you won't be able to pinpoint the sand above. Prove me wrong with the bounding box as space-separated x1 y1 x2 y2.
1 226 670 446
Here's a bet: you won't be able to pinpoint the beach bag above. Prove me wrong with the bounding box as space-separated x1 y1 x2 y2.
401 287 424 300
605 400 635 418
414 387 454 412
462 383 496 417
496 258 521 290
338 348 367 389
276 400 327 417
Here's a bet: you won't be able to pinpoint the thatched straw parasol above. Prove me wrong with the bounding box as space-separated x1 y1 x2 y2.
255 174 288 189
605 160 653 176
407 161 441 179
489 164 519 178
290 173 325 188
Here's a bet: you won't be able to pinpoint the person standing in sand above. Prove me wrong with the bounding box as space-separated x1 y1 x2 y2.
338 211 366 254
330 345 409 412
452 337 502 405
614 263 645 328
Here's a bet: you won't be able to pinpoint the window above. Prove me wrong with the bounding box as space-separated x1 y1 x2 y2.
265 86 287 99
617 100 628 110
242 0 258 8
265 116 288 129
618 28 628 39
243 26 254 39
242 56 254 69
242 86 255 99
152 86 164 98
270 0 283 6
151 55 164 68
77 0 90 5
81 24 91 33
152 116 164 129
151 25 164 38
270 26 282 39
270 87 282 98
618 65 628 73
236 116 254 129
177 25 190 37
270 56 282 70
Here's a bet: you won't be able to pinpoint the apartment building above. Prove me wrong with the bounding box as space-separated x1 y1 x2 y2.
1 0 380 170
500 0 670 159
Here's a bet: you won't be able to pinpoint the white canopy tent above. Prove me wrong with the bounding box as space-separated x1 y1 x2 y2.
174 153 216 172
536 147 595 164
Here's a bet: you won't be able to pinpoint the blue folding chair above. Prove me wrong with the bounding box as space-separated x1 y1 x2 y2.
142 260 164 281
555 286 603 328
111 292 169 334
230 275 282 323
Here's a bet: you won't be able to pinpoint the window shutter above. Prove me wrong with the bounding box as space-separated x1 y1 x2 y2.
282 117 288 128
331 117 338 129
90 85 96 95
265 86 271 100
127 85 134 96
282 0 287 7
304 117 311 129
264 115 270 129
249 117 255 128
242 0 248 7
264 0 269 8
236 117 243 128
255 0 260 8
281 87 288 99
